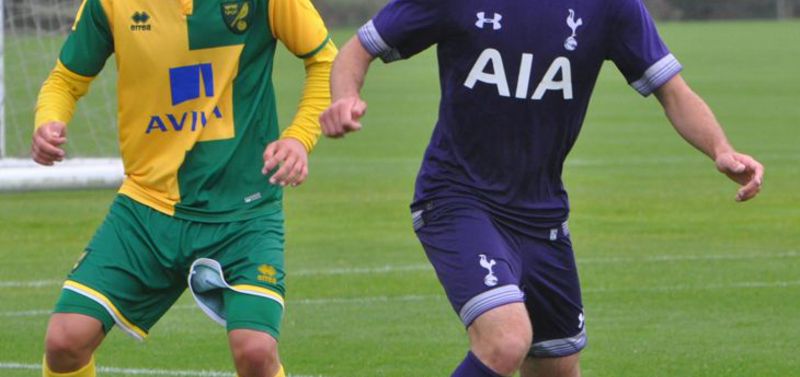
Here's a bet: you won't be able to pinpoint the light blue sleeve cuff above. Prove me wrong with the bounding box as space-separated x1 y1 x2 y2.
631 53 683 96
357 20 403 63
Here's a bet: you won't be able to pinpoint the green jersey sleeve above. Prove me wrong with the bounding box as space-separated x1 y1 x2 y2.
59 0 114 77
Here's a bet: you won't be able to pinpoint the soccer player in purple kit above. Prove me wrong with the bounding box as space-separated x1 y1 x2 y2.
320 0 764 376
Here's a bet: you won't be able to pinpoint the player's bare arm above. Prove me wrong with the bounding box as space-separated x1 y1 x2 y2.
655 74 764 202
32 121 68 166
320 36 371 138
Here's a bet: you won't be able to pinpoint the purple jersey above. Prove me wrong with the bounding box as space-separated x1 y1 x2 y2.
358 0 681 229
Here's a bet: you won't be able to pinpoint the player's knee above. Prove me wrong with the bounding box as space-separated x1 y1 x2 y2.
470 305 533 375
45 330 80 359
230 332 279 376
483 330 533 374
44 315 102 361
233 342 277 369
44 329 98 372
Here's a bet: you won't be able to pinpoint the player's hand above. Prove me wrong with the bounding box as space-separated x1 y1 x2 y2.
32 121 67 166
320 96 367 138
715 151 764 202
262 138 309 187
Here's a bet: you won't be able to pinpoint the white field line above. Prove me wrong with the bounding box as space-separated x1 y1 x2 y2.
0 362 325 377
583 280 800 294
290 294 438 305
0 279 61 288
578 250 800 264
0 309 50 317
3 279 800 320
292 264 431 276
2 250 797 290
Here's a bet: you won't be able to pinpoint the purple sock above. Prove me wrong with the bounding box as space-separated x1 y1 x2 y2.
451 351 504 377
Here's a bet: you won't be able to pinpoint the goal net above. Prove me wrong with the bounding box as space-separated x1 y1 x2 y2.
1 0 122 191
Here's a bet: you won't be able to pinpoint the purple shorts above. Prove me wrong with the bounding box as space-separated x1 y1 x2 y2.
412 199 586 357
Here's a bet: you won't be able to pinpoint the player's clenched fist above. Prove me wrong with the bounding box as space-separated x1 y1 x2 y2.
262 138 309 187
320 96 367 138
32 121 67 166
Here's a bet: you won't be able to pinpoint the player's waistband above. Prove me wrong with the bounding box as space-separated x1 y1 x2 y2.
410 198 570 241
115 188 283 224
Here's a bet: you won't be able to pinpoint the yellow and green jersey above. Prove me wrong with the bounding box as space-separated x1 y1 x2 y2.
36 0 334 221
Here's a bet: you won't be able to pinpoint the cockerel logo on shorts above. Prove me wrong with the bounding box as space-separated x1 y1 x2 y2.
478 254 498 287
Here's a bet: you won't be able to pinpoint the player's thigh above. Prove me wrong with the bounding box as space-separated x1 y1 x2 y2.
468 301 532 348
207 213 286 340
519 236 586 358
412 201 525 327
58 195 186 339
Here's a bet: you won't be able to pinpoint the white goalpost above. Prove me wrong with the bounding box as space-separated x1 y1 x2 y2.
1 0 6 160
0 158 123 191
0 0 122 192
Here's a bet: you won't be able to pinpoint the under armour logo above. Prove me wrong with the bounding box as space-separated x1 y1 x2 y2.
564 9 583 51
475 12 502 30
479 254 498 287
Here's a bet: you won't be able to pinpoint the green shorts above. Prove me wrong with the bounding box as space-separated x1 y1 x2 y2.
54 195 286 340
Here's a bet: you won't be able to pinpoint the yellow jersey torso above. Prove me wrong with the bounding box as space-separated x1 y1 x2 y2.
61 0 328 221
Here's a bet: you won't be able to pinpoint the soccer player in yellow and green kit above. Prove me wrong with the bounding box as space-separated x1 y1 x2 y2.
31 1 335 376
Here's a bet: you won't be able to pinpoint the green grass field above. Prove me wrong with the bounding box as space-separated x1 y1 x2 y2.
1 21 799 377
